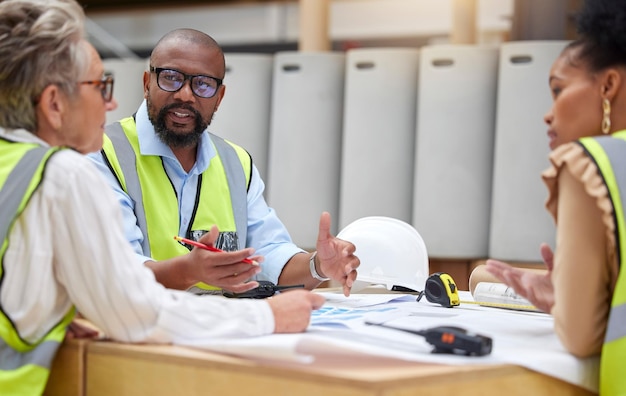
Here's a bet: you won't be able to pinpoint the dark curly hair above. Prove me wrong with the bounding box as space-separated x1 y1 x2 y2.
570 0 626 72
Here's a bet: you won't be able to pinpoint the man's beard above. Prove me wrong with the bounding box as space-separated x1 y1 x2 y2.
147 99 210 148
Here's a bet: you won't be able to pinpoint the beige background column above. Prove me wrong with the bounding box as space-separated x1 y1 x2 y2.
451 0 477 44
299 0 331 51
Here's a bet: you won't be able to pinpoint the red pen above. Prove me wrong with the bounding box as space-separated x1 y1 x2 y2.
173 236 257 265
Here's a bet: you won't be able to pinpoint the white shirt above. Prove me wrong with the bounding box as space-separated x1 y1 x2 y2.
0 128 274 344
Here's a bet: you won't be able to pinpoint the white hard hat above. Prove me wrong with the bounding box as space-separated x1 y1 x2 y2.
337 216 429 292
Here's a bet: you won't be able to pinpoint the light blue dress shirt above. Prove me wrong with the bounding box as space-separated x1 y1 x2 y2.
89 100 304 283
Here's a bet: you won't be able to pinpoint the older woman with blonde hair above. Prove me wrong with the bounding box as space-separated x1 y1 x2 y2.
0 1 324 394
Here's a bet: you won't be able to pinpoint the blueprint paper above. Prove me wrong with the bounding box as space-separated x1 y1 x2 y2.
185 291 598 393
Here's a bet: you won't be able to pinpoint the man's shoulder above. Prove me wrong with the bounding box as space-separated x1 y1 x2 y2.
105 116 136 134
209 134 249 156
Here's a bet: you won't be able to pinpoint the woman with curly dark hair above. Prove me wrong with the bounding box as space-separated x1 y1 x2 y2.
471 0 626 393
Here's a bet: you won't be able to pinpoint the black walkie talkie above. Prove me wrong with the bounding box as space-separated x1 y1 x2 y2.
366 322 492 356
222 281 304 299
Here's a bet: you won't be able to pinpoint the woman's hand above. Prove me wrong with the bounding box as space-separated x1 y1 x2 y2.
485 243 555 313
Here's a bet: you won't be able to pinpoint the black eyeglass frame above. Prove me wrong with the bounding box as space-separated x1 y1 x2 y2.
79 73 114 102
149 66 223 99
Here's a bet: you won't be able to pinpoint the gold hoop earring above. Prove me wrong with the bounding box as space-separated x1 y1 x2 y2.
602 98 611 134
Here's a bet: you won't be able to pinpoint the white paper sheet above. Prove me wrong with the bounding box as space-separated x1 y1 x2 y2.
186 291 599 393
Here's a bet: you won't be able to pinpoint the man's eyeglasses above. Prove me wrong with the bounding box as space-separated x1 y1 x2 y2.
79 74 114 102
150 67 222 98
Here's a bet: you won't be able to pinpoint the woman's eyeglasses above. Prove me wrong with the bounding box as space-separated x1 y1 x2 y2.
79 73 114 102
150 67 222 98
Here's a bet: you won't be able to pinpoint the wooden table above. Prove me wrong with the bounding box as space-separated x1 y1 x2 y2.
44 286 595 396
44 339 88 396
82 341 595 396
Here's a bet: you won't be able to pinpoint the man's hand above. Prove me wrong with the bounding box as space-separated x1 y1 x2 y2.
315 212 360 297
182 225 263 293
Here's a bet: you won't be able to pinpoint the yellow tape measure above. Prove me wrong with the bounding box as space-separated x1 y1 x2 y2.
460 299 540 312
416 272 460 308
417 272 540 312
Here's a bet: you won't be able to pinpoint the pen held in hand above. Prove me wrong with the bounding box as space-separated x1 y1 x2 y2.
173 236 258 265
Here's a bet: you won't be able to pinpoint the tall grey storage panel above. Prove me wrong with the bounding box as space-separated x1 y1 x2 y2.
266 52 346 248
210 54 274 178
489 41 568 262
412 45 499 259
339 48 420 229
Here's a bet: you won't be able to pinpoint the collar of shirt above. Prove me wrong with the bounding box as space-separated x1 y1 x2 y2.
135 99 215 176
0 127 50 146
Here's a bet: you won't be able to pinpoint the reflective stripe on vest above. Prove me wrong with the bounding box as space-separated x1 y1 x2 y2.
0 338 59 371
105 122 151 253
598 135 626 342
0 142 75 395
605 303 626 342
104 121 249 254
214 135 248 250
0 147 50 243
579 131 626 396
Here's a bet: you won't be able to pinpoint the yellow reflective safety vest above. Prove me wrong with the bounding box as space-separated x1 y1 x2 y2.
101 118 251 290
0 139 75 395
578 130 626 396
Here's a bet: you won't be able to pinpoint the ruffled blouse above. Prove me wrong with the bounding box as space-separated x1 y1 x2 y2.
542 142 619 357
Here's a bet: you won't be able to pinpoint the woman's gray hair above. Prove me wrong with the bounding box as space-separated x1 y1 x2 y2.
0 0 88 131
